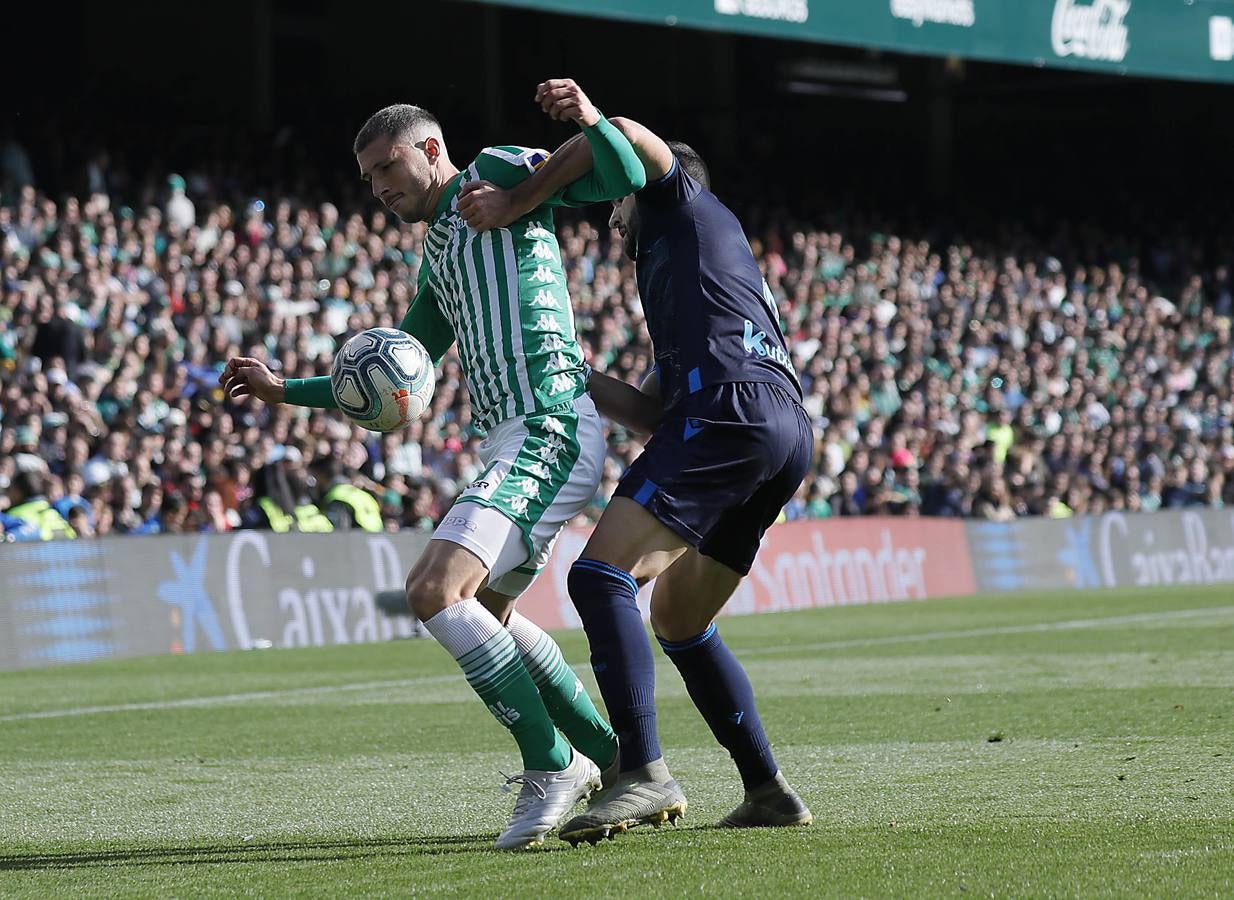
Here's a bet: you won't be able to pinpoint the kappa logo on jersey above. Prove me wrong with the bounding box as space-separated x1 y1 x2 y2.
541 416 566 436
537 440 562 466
507 496 530 515
544 352 571 373
516 477 541 501
525 221 552 240
547 373 576 395
525 461 551 480
530 290 560 309
534 313 561 332
529 265 557 285
539 334 566 353
528 242 554 261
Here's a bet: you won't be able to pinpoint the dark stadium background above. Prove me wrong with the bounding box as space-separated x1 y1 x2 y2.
8 0 1234 236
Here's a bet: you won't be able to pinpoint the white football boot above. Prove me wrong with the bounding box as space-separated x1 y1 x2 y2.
494 750 601 850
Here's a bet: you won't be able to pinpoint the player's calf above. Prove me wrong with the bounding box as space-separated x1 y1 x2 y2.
567 559 663 772
506 610 618 772
657 623 779 790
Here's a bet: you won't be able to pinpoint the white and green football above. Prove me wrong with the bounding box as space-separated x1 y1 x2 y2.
330 327 435 433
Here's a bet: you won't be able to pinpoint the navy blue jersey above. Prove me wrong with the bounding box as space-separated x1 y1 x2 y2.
635 159 802 410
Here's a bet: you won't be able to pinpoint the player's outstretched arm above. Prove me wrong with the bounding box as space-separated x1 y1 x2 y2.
221 357 339 409
457 78 645 232
587 369 663 435
220 285 453 411
219 357 338 409
220 357 289 405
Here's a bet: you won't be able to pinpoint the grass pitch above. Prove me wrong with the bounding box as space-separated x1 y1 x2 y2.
2 586 1232 898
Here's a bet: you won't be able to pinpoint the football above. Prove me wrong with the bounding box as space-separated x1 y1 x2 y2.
330 327 435 432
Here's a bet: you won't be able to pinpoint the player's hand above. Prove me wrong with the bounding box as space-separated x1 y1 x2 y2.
457 180 520 232
219 357 285 404
535 78 600 127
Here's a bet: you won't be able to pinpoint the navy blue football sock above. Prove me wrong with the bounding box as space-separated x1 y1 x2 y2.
567 559 662 772
659 623 778 791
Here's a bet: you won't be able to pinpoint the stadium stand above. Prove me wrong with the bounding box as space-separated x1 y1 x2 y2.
2 170 1233 539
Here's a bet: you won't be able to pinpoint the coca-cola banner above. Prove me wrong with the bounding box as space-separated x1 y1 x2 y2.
477 1 1234 85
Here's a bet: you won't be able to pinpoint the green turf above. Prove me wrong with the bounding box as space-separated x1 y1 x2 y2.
2 586 1233 898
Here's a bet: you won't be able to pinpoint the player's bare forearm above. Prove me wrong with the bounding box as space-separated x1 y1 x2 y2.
606 117 675 181
588 369 663 435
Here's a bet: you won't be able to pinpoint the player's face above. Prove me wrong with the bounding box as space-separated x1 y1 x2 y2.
609 196 638 260
357 134 434 223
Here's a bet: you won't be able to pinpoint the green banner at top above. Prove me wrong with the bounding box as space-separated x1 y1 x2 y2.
471 0 1234 84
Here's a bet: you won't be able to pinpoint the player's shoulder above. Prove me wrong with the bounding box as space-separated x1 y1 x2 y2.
473 145 552 174
638 157 704 208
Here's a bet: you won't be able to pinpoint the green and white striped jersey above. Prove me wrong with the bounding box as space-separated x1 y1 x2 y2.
405 146 588 433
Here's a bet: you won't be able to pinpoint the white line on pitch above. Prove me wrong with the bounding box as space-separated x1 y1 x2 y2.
0 675 460 723
738 604 1234 657
5 605 1232 723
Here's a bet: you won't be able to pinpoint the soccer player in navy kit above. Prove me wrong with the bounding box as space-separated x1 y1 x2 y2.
458 79 813 844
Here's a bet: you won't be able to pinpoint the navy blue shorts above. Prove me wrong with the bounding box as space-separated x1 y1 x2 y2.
613 381 813 575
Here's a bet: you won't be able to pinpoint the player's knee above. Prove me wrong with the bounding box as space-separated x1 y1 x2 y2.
567 558 640 612
650 598 710 643
405 567 460 621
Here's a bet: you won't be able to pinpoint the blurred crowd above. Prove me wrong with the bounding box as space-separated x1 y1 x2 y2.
2 165 1233 540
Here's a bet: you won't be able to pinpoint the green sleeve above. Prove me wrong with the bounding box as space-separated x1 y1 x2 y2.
399 281 454 365
283 284 453 409
471 146 552 189
558 116 647 206
285 375 337 409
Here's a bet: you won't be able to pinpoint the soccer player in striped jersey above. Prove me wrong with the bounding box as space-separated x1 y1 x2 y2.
459 85 812 844
219 81 645 849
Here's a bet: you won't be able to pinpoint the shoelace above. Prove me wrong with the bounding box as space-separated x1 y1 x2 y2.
500 771 548 805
